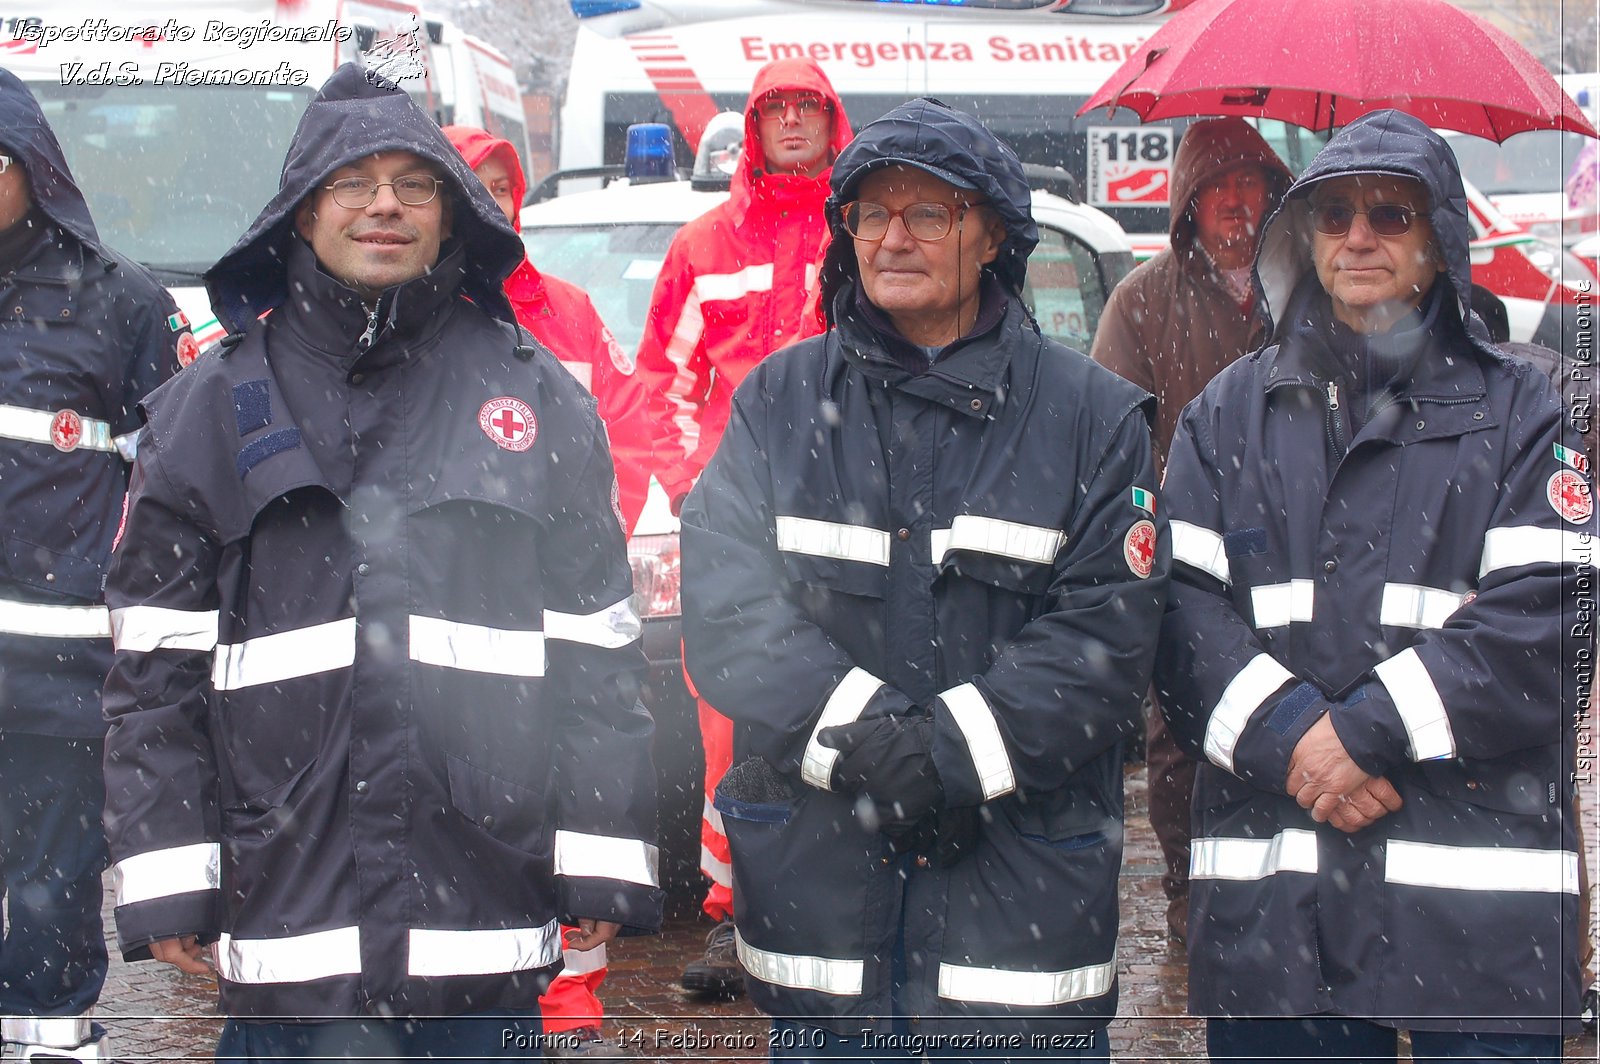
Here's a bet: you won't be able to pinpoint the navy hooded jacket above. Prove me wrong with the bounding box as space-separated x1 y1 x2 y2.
1156 110 1587 1034
0 68 189 736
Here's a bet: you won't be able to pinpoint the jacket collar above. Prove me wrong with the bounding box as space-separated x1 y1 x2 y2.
835 276 1027 420
277 238 466 370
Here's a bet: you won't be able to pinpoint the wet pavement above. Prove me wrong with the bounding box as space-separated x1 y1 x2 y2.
95 764 1599 1061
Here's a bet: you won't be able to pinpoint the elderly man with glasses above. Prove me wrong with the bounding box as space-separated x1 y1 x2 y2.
680 97 1167 1061
634 56 854 999
100 64 661 1061
1155 109 1589 1062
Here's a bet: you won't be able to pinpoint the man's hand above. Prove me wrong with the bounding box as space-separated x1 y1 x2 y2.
150 935 211 975
1288 714 1369 807
1322 776 1404 834
565 919 622 952
817 715 943 826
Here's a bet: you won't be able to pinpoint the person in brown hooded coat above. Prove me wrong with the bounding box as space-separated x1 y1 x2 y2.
1090 117 1290 943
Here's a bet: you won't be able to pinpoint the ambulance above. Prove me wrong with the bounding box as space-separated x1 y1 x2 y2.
0 0 521 347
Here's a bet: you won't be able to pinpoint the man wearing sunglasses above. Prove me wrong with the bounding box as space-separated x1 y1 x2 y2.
1090 118 1292 950
1156 109 1587 1061
634 56 853 999
0 70 192 1064
680 98 1167 1059
101 64 661 1060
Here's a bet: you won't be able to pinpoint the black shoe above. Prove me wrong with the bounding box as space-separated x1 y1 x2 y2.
1581 985 1598 1034
681 919 744 999
544 1027 626 1059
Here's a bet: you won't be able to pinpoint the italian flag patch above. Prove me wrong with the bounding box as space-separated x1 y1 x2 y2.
1131 486 1155 515
1555 442 1589 475
166 310 190 332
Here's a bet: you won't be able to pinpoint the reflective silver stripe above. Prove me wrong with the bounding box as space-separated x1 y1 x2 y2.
1480 525 1595 577
110 842 220 906
1373 648 1455 761
0 1017 92 1049
1379 583 1466 630
408 922 562 977
801 667 885 790
0 598 110 638
212 618 356 691
937 957 1115 1006
553 829 660 887
1191 829 1319 880
215 926 362 984
734 928 863 996
939 682 1015 801
702 793 725 836
544 598 641 649
114 430 140 462
693 263 773 302
0 403 119 453
1386 840 1580 894
561 941 607 975
1249 580 1313 628
774 516 891 566
930 516 1066 566
1204 654 1296 772
407 615 545 677
110 605 219 653
1170 520 1230 584
700 840 732 889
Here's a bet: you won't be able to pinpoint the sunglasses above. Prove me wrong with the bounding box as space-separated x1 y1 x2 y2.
1310 202 1419 237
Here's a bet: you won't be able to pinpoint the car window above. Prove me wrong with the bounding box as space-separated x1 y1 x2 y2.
1025 226 1114 351
521 224 680 353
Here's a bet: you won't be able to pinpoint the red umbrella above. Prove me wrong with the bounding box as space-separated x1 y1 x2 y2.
1078 0 1597 141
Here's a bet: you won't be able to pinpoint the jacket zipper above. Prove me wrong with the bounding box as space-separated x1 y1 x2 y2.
1324 381 1347 460
359 303 380 351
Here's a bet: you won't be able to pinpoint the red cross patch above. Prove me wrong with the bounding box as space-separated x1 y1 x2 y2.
176 332 201 368
50 409 83 452
1548 469 1593 523
479 396 537 453
1125 519 1156 579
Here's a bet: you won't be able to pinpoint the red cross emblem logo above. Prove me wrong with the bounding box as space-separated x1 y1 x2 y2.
478 396 537 453
1124 519 1156 580
176 333 200 368
50 409 83 453
1548 470 1593 523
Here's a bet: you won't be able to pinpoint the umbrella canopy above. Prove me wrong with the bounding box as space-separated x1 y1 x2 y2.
1078 0 1597 142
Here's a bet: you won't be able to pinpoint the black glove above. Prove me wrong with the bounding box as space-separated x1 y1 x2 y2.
817 715 943 827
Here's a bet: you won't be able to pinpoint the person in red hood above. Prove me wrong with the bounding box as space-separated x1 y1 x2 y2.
446 124 644 1060
633 57 852 999
445 124 651 537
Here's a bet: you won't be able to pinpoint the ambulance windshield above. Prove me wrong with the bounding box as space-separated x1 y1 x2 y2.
34 83 313 280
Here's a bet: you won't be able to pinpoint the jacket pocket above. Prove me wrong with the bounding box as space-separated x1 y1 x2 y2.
1414 752 1557 818
222 758 317 842
1 533 106 599
446 753 550 856
1004 759 1122 847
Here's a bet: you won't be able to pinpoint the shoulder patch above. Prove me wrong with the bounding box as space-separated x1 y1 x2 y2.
1548 469 1592 524
1125 519 1157 579
479 397 538 453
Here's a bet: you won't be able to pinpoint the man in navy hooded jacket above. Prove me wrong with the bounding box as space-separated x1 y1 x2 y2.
682 98 1167 1058
0 70 191 1064
101 64 661 1059
1157 110 1588 1061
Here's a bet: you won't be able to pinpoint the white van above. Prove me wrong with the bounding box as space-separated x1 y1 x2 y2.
1 0 522 344
558 0 1200 239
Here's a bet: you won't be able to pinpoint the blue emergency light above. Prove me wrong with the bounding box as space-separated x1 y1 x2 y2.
625 124 678 183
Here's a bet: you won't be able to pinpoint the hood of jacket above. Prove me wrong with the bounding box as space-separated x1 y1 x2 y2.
1168 117 1292 252
0 68 99 249
443 124 526 232
820 97 1039 318
729 58 852 223
206 64 523 335
1256 109 1474 340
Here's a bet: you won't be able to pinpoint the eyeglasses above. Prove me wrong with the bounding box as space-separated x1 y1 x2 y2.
0 156 12 175
756 94 830 120
843 201 978 242
323 174 443 209
1310 202 1418 237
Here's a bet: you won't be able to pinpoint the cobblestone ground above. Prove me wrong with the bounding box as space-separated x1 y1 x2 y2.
94 765 1599 1061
